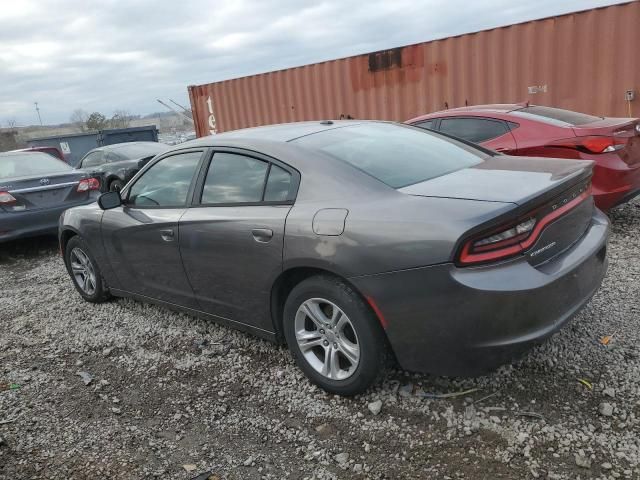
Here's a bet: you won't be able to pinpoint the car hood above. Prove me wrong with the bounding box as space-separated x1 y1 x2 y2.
399 155 593 206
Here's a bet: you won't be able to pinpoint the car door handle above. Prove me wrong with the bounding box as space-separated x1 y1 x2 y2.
251 228 273 243
159 229 175 242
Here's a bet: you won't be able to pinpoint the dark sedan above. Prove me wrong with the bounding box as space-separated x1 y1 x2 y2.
78 141 168 192
0 151 100 242
59 121 609 395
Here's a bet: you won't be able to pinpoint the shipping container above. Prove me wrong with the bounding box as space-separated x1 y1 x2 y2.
188 1 640 136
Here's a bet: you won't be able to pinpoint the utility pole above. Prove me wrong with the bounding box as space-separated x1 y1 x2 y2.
34 102 43 126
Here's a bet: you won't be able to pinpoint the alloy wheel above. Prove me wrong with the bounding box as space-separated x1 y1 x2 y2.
294 298 360 380
70 247 97 296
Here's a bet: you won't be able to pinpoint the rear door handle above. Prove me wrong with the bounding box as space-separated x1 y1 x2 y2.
159 229 175 242
251 228 273 243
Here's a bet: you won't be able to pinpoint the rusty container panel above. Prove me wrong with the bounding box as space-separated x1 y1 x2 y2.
189 1 640 136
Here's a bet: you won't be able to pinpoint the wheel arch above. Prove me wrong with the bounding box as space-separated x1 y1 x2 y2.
59 227 80 255
270 264 384 344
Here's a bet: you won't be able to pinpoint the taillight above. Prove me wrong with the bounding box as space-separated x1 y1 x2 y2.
77 178 100 192
548 136 625 154
458 183 592 266
0 191 17 204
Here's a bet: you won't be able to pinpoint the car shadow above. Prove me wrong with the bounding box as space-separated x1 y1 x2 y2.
0 235 59 264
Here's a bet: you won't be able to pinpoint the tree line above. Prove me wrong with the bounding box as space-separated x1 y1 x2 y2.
70 109 133 131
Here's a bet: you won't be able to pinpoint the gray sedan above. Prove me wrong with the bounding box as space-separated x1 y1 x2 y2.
59 121 609 395
0 151 100 243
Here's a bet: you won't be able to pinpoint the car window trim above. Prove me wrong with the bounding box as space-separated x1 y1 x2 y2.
191 147 300 208
120 148 207 210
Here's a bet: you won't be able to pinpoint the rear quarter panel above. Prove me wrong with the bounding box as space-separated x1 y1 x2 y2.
283 193 516 277
505 117 575 155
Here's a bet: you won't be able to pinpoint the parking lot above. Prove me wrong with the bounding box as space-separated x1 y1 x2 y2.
0 199 636 479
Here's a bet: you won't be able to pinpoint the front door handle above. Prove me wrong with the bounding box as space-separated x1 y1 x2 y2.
251 228 273 243
159 229 175 242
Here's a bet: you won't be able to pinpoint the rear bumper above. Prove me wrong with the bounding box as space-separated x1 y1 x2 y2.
351 209 609 376
0 198 97 243
591 154 640 210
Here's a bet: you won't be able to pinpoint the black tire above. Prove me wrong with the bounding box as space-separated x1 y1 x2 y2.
283 275 387 396
64 236 111 303
109 179 124 192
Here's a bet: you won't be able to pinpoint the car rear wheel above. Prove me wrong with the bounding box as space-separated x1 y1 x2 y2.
109 179 124 192
283 275 387 395
64 236 111 303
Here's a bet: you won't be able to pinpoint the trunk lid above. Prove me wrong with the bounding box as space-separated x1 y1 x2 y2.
1 171 91 212
400 156 595 266
399 155 593 205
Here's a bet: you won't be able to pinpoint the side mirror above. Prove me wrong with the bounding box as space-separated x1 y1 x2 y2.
97 191 122 210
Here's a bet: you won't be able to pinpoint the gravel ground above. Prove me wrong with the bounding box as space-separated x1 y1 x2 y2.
1 199 639 480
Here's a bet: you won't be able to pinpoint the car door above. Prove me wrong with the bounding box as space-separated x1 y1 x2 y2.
101 149 205 308
438 117 518 153
179 149 299 332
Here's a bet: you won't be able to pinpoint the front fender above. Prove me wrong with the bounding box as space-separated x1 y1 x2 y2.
59 204 121 290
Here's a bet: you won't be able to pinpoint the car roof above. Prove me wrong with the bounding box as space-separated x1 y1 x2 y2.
102 141 162 150
167 121 407 175
443 104 524 113
407 104 526 123
184 120 373 147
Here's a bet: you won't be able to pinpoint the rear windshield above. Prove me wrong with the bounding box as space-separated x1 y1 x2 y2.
110 142 168 159
0 153 72 179
512 106 602 126
292 123 487 188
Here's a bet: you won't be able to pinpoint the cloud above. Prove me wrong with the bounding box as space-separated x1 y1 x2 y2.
0 0 625 125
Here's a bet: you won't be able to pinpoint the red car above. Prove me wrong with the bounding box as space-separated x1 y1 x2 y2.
11 146 66 162
406 104 640 210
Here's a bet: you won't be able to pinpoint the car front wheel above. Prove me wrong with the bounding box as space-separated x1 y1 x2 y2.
283 275 387 395
64 236 111 303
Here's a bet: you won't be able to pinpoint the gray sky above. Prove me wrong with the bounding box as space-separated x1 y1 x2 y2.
0 0 627 126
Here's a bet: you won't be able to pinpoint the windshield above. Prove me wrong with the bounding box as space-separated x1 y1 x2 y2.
292 123 488 188
0 152 72 179
109 142 168 159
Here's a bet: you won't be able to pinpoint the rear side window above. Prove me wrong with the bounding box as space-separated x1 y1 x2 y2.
293 123 487 189
128 151 201 207
439 118 508 143
202 153 268 204
81 151 103 168
264 165 292 202
104 151 125 163
512 106 602 126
